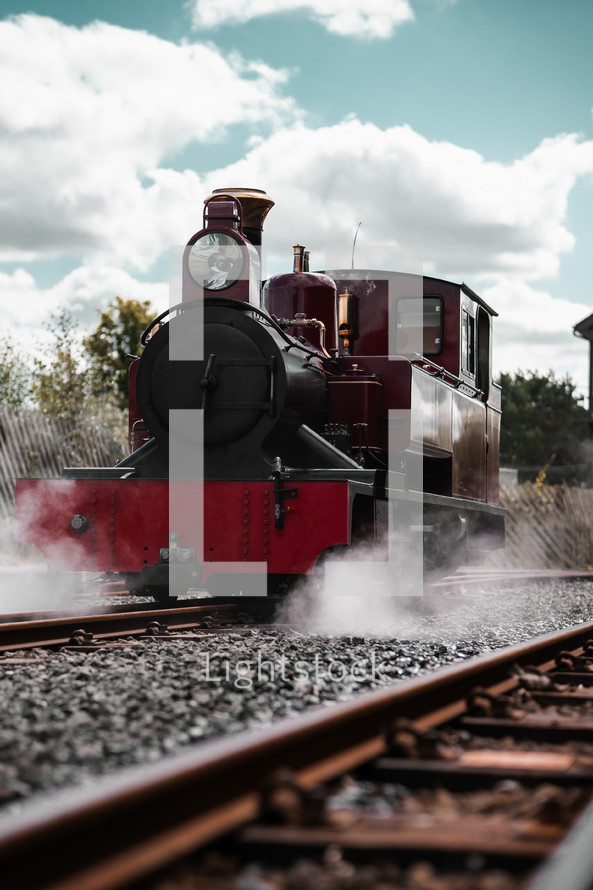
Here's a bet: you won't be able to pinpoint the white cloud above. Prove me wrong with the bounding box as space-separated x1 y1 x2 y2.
0 14 297 267
5 17 591 290
482 279 591 392
193 121 593 389
189 0 414 39
9 115 590 376
2 15 592 386
200 121 593 282
0 265 166 333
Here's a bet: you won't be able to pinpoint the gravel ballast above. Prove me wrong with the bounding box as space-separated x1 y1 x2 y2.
0 579 592 813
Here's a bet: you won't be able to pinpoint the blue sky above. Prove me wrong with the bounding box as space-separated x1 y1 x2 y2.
1 0 593 391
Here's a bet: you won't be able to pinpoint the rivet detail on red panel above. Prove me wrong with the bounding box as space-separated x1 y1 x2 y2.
110 489 117 558
242 492 250 556
262 490 271 560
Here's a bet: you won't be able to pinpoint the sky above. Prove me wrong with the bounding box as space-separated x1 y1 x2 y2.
1 0 593 394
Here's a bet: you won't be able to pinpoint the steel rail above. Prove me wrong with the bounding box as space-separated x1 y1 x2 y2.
1 620 593 888
0 599 269 651
0 595 260 625
430 567 593 589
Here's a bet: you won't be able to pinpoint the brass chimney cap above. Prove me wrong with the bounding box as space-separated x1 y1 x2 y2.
206 188 275 231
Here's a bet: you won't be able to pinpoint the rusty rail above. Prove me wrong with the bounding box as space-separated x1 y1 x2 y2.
0 599 271 651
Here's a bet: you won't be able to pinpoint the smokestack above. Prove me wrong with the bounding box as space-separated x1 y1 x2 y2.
205 188 275 246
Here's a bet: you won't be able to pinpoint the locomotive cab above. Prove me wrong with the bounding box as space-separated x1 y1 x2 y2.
266 265 503 570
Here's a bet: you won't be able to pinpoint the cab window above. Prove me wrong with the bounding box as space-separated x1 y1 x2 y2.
461 308 475 376
395 296 443 356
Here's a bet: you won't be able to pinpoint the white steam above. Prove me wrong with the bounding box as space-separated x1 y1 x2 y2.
275 538 439 637
1 486 101 612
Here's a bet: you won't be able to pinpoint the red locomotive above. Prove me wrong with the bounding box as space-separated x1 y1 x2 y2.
15 188 504 600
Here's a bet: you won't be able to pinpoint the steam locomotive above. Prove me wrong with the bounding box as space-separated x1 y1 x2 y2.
15 188 504 600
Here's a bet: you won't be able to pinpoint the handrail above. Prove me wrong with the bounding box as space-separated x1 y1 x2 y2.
411 354 481 396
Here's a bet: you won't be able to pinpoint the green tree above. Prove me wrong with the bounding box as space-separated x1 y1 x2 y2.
0 339 32 410
499 370 589 483
83 297 153 410
32 308 86 423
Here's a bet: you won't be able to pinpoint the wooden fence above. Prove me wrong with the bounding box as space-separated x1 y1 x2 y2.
488 482 593 570
0 406 122 519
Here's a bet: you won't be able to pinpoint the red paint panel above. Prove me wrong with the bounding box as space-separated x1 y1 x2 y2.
327 378 383 448
203 481 350 575
335 356 412 452
15 479 351 578
330 274 461 380
15 479 168 572
451 391 487 501
487 407 501 505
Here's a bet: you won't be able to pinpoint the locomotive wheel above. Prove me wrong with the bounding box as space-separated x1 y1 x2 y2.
422 511 468 575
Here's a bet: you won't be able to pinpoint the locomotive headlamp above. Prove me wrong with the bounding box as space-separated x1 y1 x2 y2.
182 189 274 305
187 231 245 291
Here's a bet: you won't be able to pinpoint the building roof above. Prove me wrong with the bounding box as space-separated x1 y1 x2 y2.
573 311 593 342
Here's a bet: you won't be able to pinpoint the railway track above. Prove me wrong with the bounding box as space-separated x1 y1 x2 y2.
0 598 276 652
432 567 593 591
2 620 593 888
2 566 591 652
